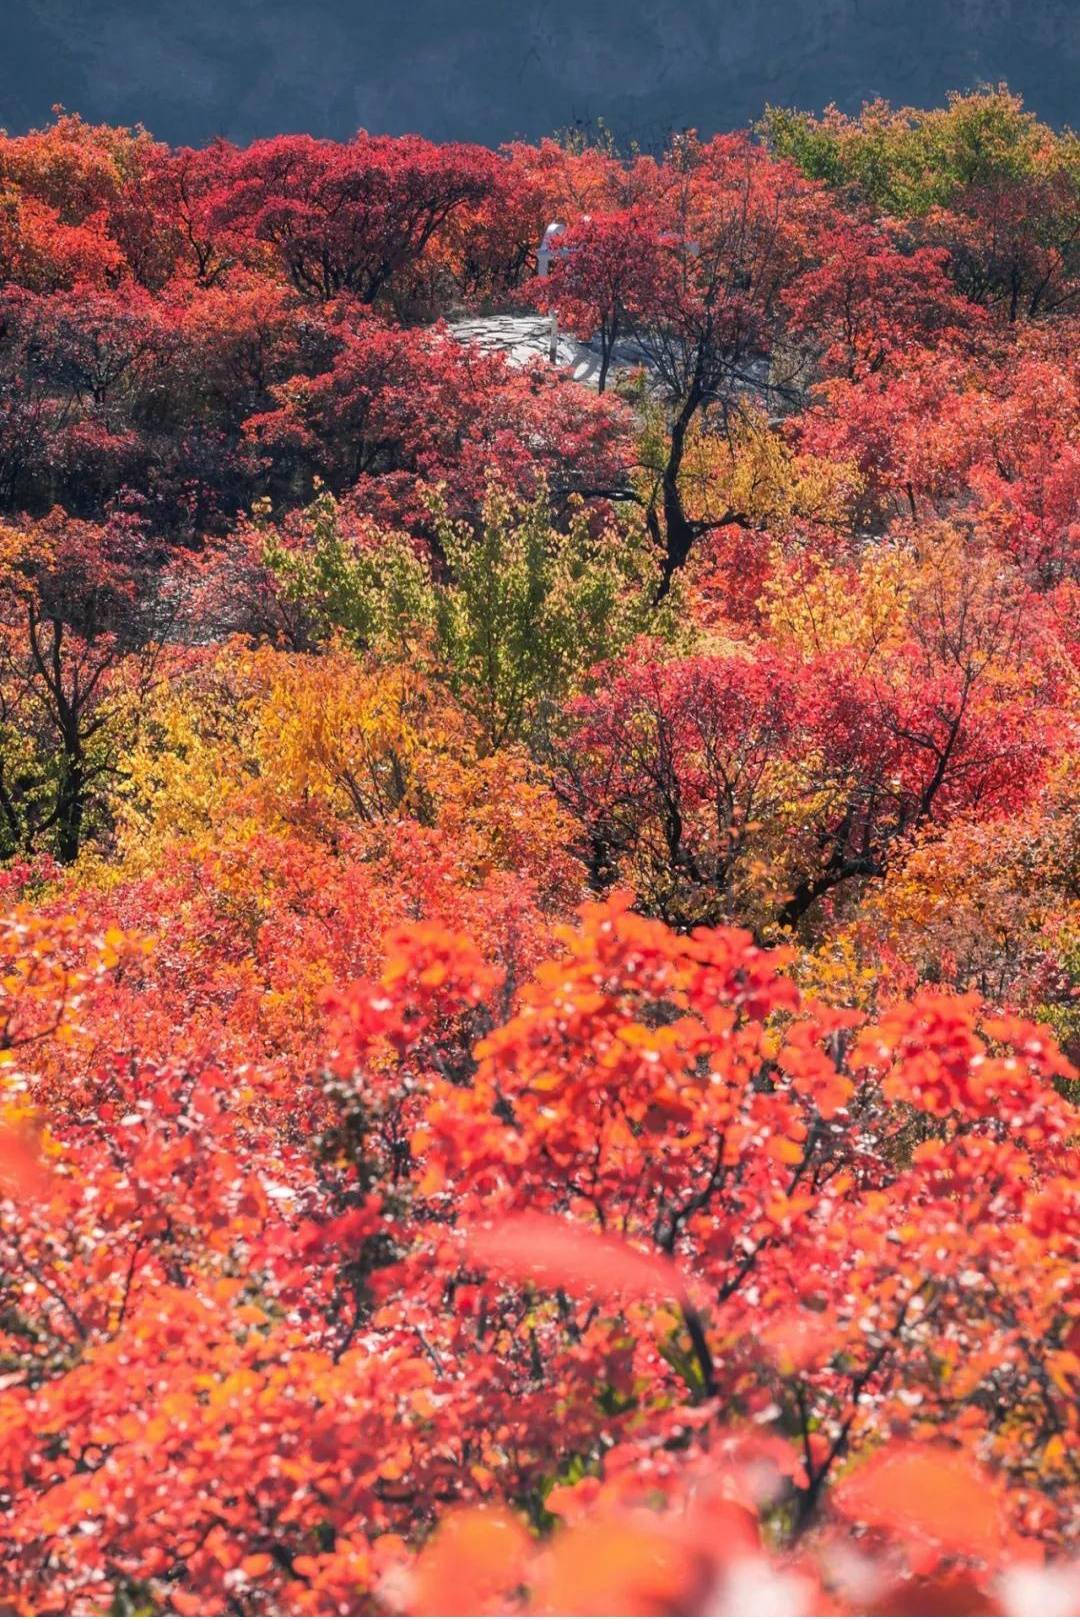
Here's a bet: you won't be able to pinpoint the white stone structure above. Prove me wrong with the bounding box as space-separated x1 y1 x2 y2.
448 315 655 392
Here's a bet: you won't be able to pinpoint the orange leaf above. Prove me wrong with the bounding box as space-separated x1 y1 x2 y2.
835 1444 1006 1563
767 1135 805 1166
241 1553 274 1579
535 1518 703 1616
170 1592 207 1616
0 1122 51 1199
412 1508 529 1617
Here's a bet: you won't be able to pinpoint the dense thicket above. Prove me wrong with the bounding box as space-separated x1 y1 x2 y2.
0 88 1077 1616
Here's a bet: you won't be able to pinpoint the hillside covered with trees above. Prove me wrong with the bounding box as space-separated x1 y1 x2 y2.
0 86 1077 1615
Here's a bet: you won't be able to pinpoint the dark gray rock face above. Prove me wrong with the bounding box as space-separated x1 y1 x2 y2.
3 0 1078 147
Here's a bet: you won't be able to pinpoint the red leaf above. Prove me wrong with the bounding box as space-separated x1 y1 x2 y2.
466 1212 685 1301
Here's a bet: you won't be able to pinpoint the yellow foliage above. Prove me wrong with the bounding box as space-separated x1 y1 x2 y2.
112 641 581 907
251 648 460 827
797 925 887 1010
809 757 1080 1014
761 543 913 659
672 407 860 534
114 641 262 863
0 521 52 586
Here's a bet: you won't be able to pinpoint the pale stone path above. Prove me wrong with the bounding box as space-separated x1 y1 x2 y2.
448 314 654 391
449 315 776 412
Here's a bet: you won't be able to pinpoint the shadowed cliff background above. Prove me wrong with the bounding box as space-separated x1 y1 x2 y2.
4 0 1079 145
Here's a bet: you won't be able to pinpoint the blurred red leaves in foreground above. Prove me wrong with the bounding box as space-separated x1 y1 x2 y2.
466 1212 687 1302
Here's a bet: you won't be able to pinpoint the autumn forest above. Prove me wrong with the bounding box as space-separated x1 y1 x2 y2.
0 85 1078 1615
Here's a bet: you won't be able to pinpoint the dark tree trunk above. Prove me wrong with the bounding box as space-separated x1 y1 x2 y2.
54 744 85 865
654 394 701 600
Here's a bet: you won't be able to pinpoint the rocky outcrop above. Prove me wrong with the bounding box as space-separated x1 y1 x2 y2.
6 0 1078 147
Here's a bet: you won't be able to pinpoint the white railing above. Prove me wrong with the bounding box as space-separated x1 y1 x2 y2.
537 220 567 362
